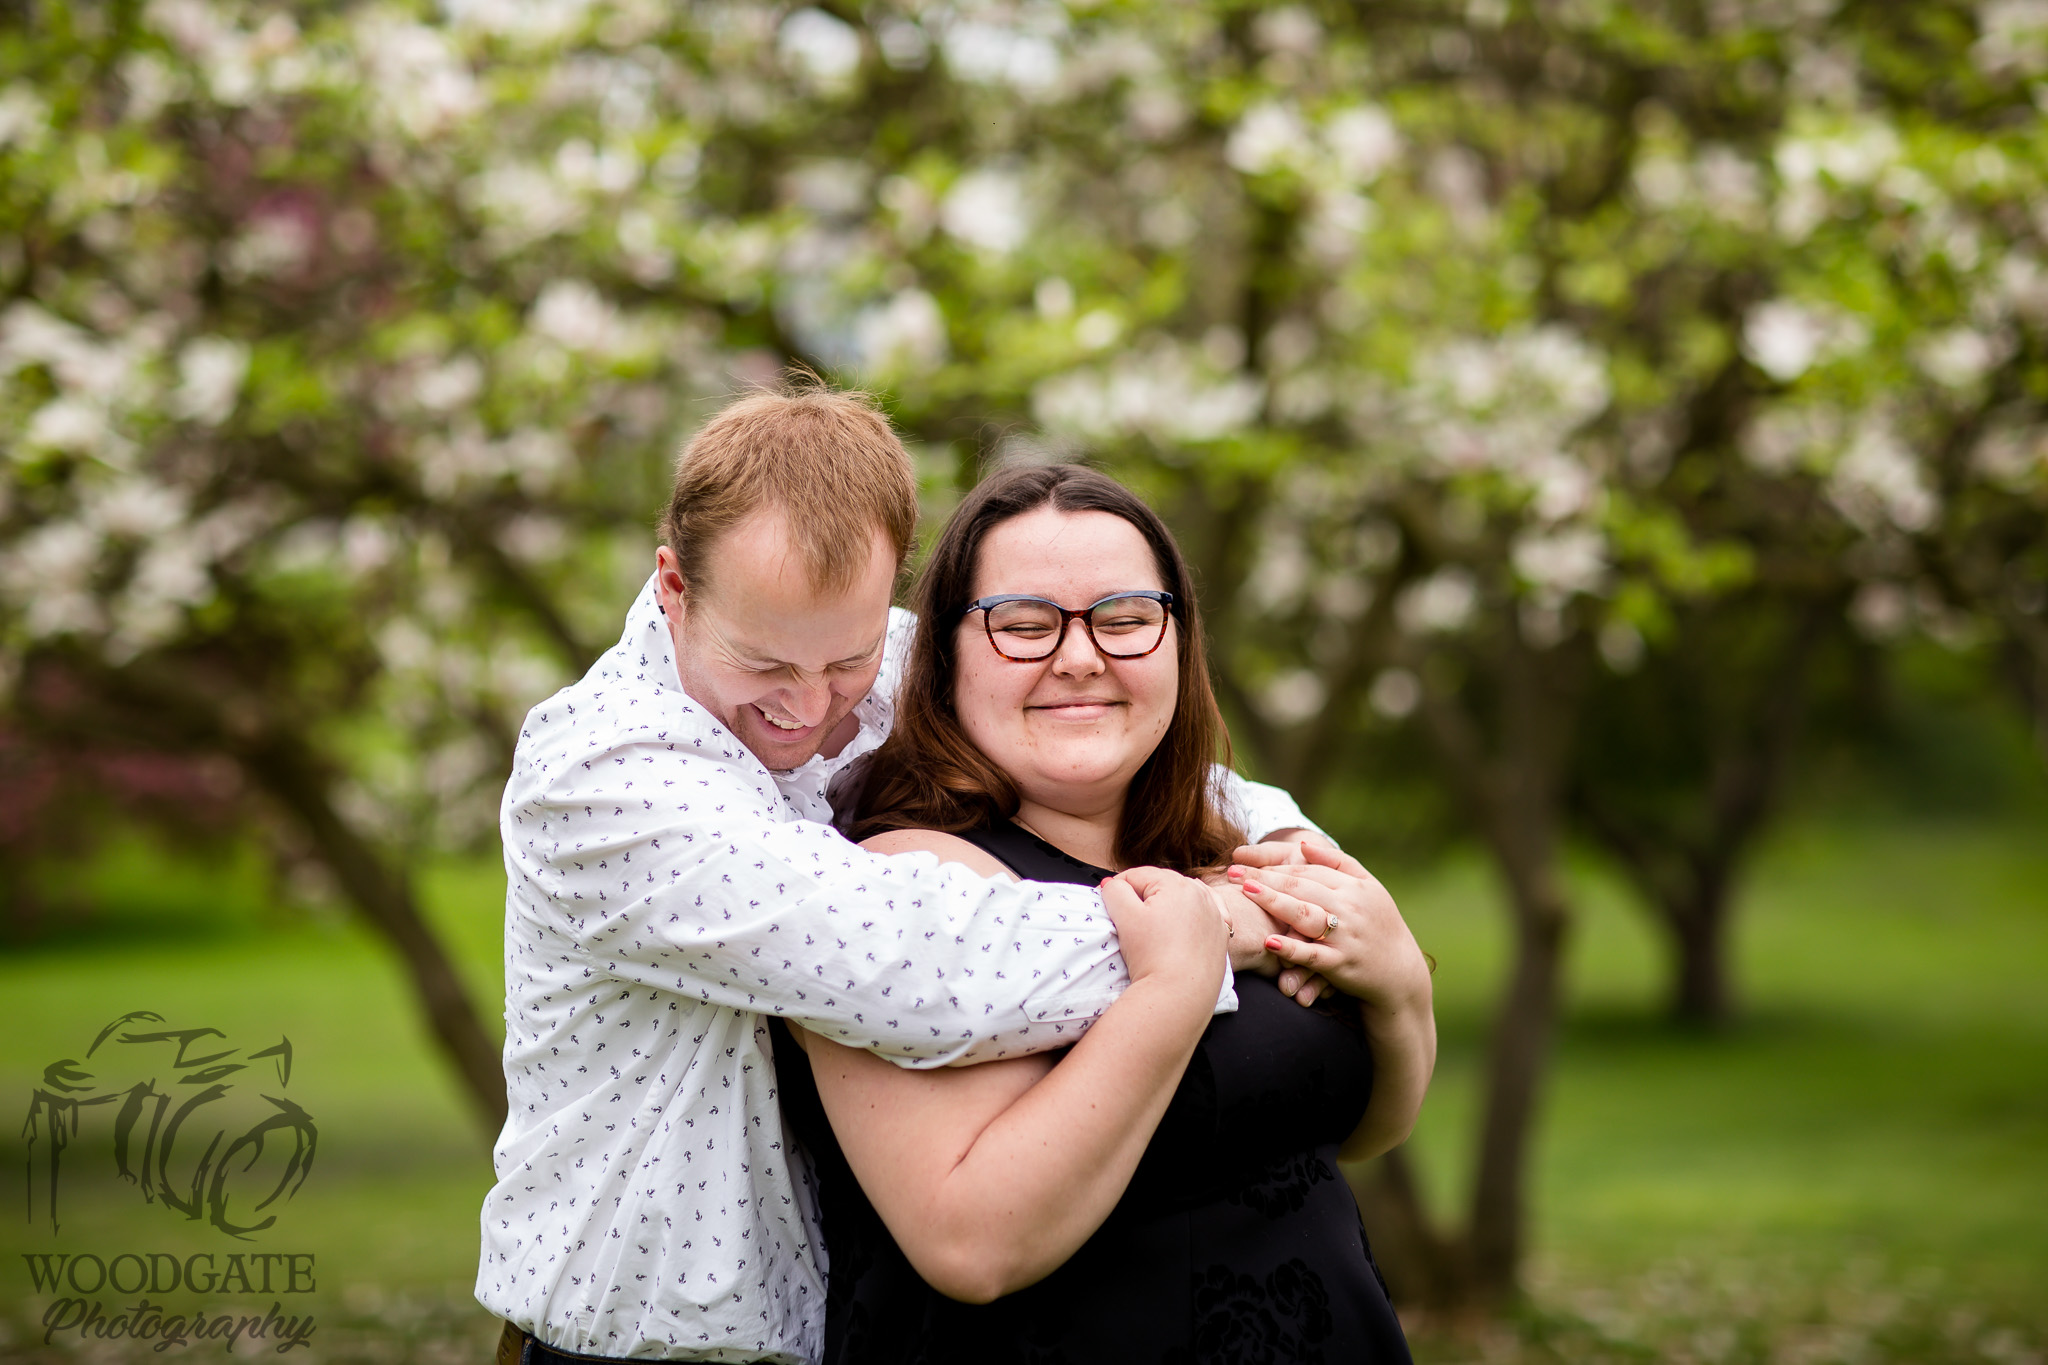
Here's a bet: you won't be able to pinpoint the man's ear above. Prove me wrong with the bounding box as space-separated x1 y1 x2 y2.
654 546 689 621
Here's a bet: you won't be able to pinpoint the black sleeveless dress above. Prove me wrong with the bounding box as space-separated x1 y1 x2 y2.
768 822 1413 1365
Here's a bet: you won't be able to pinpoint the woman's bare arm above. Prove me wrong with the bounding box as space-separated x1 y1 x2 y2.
789 831 1225 1303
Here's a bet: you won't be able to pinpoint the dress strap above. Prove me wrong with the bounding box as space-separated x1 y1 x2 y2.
952 822 1113 886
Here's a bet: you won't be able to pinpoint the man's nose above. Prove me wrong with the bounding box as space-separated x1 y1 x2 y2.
779 676 834 726
1050 618 1107 677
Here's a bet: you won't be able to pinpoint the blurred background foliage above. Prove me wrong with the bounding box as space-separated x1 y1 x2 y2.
2 0 2045 1359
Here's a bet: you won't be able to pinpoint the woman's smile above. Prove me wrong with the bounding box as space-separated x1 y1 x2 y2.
1028 697 1125 720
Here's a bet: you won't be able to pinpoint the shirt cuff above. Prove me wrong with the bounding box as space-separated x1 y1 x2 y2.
1214 960 1239 1016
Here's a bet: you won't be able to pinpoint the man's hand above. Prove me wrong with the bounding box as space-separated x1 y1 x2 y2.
1202 873 1288 974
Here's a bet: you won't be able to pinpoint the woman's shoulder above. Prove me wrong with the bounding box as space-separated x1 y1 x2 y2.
858 827 1018 881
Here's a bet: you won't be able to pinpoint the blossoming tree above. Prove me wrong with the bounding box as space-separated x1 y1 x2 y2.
5 0 2043 1306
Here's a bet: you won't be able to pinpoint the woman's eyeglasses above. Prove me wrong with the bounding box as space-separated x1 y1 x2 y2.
958 591 1176 662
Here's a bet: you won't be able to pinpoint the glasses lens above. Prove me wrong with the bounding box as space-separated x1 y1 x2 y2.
1088 595 1168 656
984 598 1066 659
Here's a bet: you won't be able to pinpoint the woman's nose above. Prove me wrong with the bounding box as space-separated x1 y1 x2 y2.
1050 618 1107 677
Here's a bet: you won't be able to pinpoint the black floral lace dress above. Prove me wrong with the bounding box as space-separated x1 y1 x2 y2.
768 822 1413 1365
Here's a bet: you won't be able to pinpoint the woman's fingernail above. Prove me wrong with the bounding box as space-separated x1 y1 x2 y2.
1243 880 1264 895
1265 936 1284 950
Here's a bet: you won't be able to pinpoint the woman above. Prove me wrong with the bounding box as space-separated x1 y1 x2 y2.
770 465 1435 1362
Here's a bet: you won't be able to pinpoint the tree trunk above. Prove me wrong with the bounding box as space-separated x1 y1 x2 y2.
1466 855 1570 1298
1348 1146 1467 1311
1400 628 1582 1309
1668 873 1734 1027
242 734 510 1133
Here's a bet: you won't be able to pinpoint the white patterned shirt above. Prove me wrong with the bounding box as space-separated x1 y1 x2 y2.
475 577 1318 1363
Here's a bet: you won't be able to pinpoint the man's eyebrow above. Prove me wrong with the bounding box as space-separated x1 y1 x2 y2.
733 635 884 670
835 635 886 665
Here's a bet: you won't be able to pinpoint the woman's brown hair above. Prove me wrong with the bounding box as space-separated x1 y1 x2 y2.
849 464 1244 872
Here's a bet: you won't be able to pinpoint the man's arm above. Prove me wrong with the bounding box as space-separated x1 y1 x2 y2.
508 737 1229 1068
1214 766 1330 845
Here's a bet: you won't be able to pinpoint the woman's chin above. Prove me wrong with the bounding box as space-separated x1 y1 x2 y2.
1015 754 1143 798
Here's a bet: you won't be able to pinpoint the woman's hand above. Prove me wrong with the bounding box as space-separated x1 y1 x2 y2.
1102 866 1229 1002
1227 843 1437 1160
1227 845 1429 1015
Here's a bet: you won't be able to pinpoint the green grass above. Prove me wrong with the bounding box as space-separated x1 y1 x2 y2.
1390 816 2048 1361
1 816 2044 1362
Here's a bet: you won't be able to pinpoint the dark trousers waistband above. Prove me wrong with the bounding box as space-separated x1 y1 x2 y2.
498 1322 632 1365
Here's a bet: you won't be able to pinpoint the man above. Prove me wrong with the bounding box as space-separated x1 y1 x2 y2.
478 387 1326 1363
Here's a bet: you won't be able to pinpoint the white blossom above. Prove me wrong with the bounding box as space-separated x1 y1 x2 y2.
1252 7 1322 55
1972 0 2048 76
1849 581 1911 639
942 22 1062 95
1244 534 1310 611
412 354 486 412
779 9 862 88
1407 326 1609 478
1074 309 1121 351
1396 567 1478 635
445 0 591 45
0 82 49 150
1 520 103 637
85 478 186 538
1742 300 1865 382
1915 326 2005 389
1633 155 1689 210
1227 102 1311 176
171 335 249 424
1033 340 1264 444
940 169 1030 254
855 289 949 376
1512 526 1607 599
1742 404 1841 475
1259 668 1326 725
531 279 618 353
1323 106 1400 183
1827 422 1937 533
26 397 113 453
1035 277 1076 319
1775 121 1899 190
1972 422 2048 488
1598 620 1645 672
340 515 396 576
876 18 931 70
1528 454 1597 522
1696 145 1763 225
499 513 567 565
1368 667 1421 720
353 17 482 139
784 159 869 217
554 138 642 196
